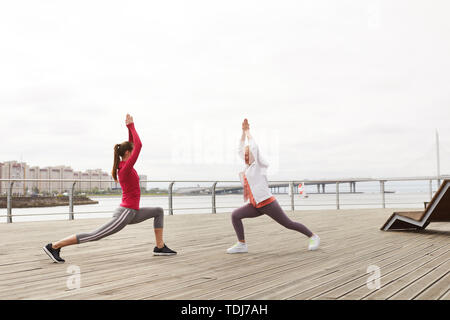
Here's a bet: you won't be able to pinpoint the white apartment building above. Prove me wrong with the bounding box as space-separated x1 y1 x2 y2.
62 167 75 191
0 161 29 195
38 167 51 194
80 172 90 192
73 169 112 192
50 168 61 193
0 160 143 194
0 162 3 195
0 162 3 194
139 175 148 191
73 171 82 192
101 172 112 190
87 170 100 191
27 166 40 193
47 166 75 193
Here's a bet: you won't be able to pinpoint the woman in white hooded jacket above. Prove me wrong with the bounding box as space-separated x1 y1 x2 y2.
227 119 320 254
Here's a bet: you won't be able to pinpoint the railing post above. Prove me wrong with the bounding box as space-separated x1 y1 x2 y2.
380 180 386 209
429 179 433 201
336 182 340 210
69 182 76 220
290 181 295 211
168 181 175 215
7 182 14 223
212 182 218 214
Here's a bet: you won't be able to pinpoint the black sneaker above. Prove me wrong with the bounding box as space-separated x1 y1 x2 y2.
43 243 65 263
153 244 177 256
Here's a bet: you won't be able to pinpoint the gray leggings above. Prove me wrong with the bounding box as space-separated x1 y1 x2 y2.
76 206 164 244
231 200 313 241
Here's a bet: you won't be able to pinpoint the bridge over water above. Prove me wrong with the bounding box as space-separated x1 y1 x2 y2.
175 180 370 195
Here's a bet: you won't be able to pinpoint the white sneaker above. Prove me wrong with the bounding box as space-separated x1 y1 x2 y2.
308 234 320 251
227 242 248 254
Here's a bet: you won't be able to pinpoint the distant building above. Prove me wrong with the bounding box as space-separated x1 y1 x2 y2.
62 167 75 191
50 167 62 192
87 169 100 191
0 159 145 194
78 169 115 192
0 161 28 195
0 162 3 195
46 166 75 193
38 167 51 194
139 175 148 191
83 169 109 192
27 166 40 193
73 171 82 192
80 172 90 192
101 172 111 191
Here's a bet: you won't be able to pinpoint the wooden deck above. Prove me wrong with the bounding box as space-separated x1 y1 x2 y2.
0 208 449 300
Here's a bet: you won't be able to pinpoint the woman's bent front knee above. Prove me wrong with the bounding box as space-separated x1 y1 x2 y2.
154 207 164 229
231 209 241 221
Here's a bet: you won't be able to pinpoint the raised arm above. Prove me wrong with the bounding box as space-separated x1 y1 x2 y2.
126 114 134 143
245 128 269 168
238 119 249 159
122 115 142 171
238 130 246 160
128 126 134 143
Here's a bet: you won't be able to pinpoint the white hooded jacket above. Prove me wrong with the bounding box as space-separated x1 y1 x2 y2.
238 136 273 205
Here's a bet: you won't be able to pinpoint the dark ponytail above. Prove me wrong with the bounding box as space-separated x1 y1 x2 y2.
112 141 134 182
112 144 121 182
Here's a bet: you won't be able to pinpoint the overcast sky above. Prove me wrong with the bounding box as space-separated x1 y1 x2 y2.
1 0 449 181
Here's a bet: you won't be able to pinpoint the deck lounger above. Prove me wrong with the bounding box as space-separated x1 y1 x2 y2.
381 179 450 231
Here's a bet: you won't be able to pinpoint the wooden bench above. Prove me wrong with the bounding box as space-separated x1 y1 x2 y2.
381 180 450 231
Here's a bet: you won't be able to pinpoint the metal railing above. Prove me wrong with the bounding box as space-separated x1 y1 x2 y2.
0 176 447 223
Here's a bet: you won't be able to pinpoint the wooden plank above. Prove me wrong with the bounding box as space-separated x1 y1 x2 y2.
439 289 450 300
271 240 445 300
245 240 437 300
335 246 449 300
159 222 446 300
413 270 450 300
0 208 449 300
389 260 450 300
195 235 425 300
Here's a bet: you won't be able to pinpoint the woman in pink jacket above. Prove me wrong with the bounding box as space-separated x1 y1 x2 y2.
227 119 320 254
43 114 176 263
